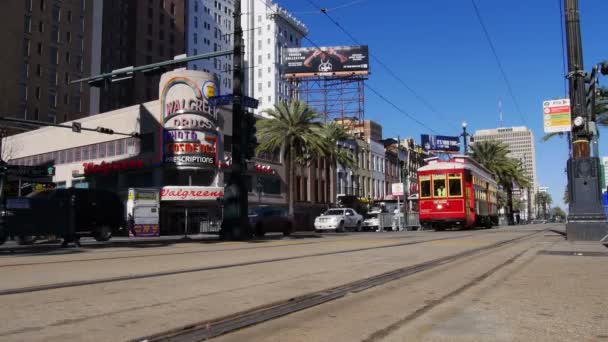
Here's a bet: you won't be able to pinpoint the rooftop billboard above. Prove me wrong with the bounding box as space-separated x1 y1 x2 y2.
282 46 369 78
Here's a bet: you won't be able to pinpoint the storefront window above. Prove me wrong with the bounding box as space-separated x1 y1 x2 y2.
90 144 97 159
99 142 106 158
116 139 124 155
261 176 281 195
107 141 115 157
82 146 89 160
433 174 447 198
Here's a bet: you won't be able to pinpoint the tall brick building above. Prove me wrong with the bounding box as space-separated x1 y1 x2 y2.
0 0 94 125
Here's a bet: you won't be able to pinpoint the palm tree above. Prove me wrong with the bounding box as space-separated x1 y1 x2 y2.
470 140 530 225
256 100 326 216
319 122 357 203
536 192 553 219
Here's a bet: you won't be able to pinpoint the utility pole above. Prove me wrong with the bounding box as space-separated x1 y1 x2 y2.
397 136 402 231
563 0 607 240
220 0 251 240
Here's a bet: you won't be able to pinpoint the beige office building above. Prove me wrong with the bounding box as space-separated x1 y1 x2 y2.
473 126 537 220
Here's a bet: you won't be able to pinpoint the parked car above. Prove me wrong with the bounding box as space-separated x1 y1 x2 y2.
1 188 125 245
314 208 363 232
248 206 293 237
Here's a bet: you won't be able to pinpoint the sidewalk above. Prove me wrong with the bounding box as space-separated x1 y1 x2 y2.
406 232 608 341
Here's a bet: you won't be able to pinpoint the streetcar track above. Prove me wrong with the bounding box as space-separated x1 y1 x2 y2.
0 233 478 296
132 229 545 342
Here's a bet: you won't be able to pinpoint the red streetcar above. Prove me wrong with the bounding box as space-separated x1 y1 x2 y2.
418 155 498 230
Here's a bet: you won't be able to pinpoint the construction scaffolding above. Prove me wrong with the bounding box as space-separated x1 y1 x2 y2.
287 76 366 125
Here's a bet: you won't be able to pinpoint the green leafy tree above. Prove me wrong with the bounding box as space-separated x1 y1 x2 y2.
470 140 530 225
552 206 567 220
256 101 326 216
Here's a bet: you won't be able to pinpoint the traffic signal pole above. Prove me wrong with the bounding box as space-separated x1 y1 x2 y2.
563 0 608 240
220 0 251 240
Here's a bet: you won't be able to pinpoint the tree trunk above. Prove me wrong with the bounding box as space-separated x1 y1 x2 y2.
506 185 514 225
288 146 295 217
325 157 331 206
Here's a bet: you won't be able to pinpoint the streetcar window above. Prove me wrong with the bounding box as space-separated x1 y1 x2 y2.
433 175 446 198
448 174 462 197
420 176 431 198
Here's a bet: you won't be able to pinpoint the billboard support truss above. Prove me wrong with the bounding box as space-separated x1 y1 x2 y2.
288 76 366 124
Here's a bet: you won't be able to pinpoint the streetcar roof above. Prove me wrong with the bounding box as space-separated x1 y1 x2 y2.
418 155 497 185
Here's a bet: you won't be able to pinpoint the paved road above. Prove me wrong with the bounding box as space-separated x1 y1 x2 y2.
0 224 603 341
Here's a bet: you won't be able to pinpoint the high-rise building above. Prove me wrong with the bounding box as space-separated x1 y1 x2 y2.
98 0 186 113
186 0 234 95
242 0 308 116
0 0 94 125
474 126 538 219
601 156 608 192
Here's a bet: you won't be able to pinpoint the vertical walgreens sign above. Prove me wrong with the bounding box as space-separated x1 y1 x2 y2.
160 73 222 170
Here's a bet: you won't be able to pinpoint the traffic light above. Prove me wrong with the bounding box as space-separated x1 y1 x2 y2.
96 126 114 135
47 166 55 176
72 122 82 133
243 112 258 160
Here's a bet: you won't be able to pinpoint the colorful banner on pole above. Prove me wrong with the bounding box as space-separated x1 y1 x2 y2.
543 98 571 133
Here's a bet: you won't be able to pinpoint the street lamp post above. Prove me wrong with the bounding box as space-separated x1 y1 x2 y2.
460 121 470 154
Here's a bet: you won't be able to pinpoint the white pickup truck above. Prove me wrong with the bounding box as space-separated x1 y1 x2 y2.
314 208 363 232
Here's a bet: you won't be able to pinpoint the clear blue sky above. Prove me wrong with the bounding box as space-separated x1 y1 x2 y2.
280 0 608 209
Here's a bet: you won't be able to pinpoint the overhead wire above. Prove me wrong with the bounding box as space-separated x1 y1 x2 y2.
255 0 449 134
470 0 528 126
303 0 460 132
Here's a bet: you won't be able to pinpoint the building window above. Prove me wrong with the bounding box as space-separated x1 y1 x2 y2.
48 92 56 108
159 29 164 40
194 1 198 12
258 83 262 92
37 42 42 55
35 86 41 100
90 144 97 159
50 47 58 64
194 16 198 28
193 32 197 44
40 0 45 11
38 21 44 33
98 143 106 158
24 15 31 33
108 141 115 157
52 6 60 22
65 51 70 64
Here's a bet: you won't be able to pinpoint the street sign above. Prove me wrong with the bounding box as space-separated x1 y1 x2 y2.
543 98 571 133
6 165 55 178
208 95 259 109
391 183 404 196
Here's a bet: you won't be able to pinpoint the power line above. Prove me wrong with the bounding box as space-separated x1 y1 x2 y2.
470 0 528 126
365 84 440 134
303 0 460 131
255 0 446 134
293 0 368 14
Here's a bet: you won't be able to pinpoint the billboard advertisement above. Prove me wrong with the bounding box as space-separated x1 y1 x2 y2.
421 134 461 153
543 98 571 133
282 46 369 78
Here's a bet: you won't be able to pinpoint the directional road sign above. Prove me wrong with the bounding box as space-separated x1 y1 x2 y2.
208 94 259 109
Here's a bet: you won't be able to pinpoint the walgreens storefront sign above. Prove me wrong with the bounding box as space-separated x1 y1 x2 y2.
160 186 224 201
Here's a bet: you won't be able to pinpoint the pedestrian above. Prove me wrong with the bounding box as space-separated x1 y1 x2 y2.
128 213 136 237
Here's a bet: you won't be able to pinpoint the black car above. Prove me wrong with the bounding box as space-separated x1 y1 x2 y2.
0 188 125 245
248 206 293 237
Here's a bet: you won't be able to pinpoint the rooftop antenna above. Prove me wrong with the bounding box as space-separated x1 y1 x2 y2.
498 97 503 127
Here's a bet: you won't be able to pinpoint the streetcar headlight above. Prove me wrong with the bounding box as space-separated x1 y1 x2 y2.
436 204 443 210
